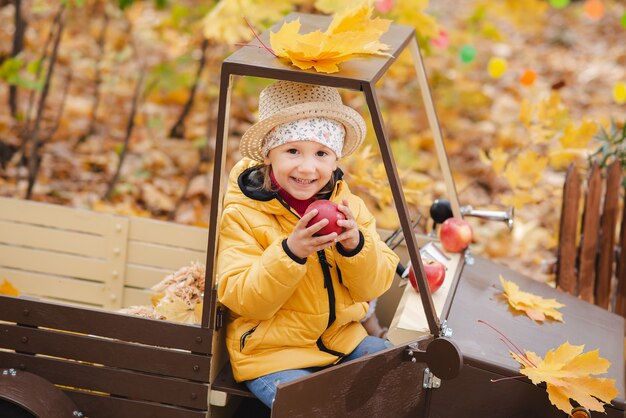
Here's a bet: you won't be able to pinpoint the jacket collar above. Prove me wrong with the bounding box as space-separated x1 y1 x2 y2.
237 164 344 203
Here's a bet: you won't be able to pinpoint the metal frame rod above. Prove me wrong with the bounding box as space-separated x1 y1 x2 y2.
408 37 461 219
362 82 441 337
202 69 233 329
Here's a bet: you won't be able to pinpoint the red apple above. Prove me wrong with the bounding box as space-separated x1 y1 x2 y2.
439 217 473 253
408 258 445 294
305 200 346 236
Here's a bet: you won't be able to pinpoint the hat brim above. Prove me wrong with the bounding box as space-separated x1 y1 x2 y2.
240 101 366 162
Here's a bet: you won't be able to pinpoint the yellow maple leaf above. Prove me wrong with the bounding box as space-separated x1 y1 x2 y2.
0 279 19 296
479 147 508 175
490 0 548 31
202 0 299 45
270 3 391 73
548 148 586 170
389 0 439 39
511 342 619 414
500 275 564 322
154 295 202 324
559 119 597 149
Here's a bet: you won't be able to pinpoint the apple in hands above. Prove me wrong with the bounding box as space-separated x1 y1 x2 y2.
305 200 346 236
439 217 473 253
408 259 445 294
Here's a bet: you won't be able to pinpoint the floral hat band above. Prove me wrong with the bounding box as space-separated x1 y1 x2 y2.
262 117 346 159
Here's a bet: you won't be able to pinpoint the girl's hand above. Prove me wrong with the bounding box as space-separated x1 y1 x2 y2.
287 209 338 259
336 199 360 251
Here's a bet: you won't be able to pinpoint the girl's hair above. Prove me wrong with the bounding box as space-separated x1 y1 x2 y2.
250 165 337 198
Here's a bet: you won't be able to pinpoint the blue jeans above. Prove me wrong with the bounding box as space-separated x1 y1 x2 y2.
244 336 393 409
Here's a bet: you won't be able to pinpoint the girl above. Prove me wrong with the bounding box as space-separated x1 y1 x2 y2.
216 80 399 409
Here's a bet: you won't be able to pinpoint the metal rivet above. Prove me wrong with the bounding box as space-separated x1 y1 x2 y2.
112 270 119 278
195 336 202 343
21 337 28 343
23 309 29 317
191 393 197 400
193 365 199 372
110 294 117 301
115 224 122 232
113 248 120 255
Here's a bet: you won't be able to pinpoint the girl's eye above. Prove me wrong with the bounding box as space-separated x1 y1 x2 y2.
316 150 328 157
286 148 298 154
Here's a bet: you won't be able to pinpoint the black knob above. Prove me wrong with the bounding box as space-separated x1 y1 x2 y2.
430 199 453 224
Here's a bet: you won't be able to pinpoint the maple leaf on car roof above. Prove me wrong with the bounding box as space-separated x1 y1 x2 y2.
270 3 392 73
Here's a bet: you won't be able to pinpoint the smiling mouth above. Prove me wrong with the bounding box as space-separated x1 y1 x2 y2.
291 177 316 185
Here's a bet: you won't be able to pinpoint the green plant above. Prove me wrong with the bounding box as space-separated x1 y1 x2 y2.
588 118 626 187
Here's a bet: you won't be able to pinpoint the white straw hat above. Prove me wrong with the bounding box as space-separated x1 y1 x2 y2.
240 81 366 162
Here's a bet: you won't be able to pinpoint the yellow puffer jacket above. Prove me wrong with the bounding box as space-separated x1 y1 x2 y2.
217 158 399 382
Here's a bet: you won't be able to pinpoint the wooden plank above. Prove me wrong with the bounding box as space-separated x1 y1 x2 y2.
0 352 208 410
448 255 625 399
65 389 207 418
0 220 105 258
556 164 580 295
211 361 255 398
124 264 172 289
578 164 602 303
0 323 210 382
122 287 155 308
129 216 208 251
272 341 428 418
596 162 621 309
615 188 626 318
101 215 129 310
127 241 205 270
0 296 211 353
0 196 113 235
0 267 106 306
0 243 108 282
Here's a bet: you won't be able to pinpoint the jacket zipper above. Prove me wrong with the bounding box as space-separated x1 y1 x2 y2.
276 194 345 358
240 326 257 351
317 250 345 358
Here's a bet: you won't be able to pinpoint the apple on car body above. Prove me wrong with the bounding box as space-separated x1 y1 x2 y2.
439 217 473 253
408 258 446 294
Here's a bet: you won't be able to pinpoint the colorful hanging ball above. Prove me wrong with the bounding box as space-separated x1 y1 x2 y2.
583 0 604 20
432 30 449 49
549 0 570 9
520 69 537 86
487 57 507 79
375 0 394 14
613 82 626 104
459 45 476 63
621 12 626 28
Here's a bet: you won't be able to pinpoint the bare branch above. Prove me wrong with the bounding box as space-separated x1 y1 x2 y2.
76 6 110 147
9 0 26 118
25 5 65 199
103 71 145 200
168 38 210 139
41 71 72 143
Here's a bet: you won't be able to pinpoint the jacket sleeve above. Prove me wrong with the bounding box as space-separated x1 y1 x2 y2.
332 196 399 302
216 206 307 320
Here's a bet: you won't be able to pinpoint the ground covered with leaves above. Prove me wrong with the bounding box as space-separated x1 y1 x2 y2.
0 0 624 282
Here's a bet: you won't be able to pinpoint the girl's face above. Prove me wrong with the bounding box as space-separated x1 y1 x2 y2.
264 141 338 200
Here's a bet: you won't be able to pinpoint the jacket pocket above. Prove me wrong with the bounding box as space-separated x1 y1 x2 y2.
240 326 258 352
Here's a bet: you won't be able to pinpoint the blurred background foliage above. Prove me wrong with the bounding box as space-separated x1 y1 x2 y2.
0 0 624 281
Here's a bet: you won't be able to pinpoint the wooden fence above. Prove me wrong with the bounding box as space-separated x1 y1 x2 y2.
556 161 626 317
